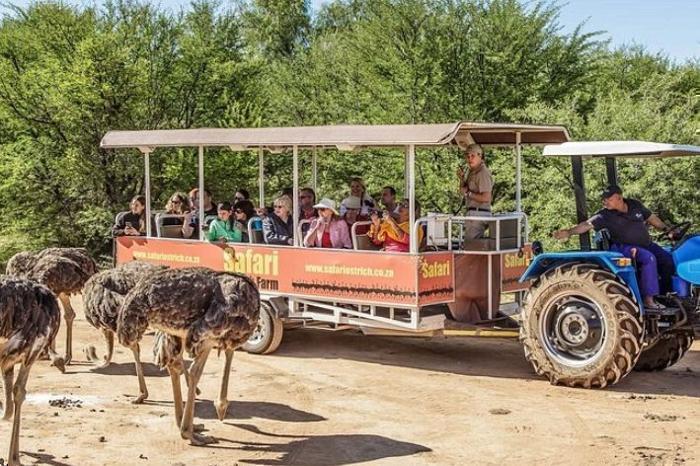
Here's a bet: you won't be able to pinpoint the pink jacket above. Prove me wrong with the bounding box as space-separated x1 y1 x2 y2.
304 218 352 249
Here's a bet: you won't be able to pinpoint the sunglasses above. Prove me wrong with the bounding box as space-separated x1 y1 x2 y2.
171 199 182 204
274 205 285 209
234 209 244 214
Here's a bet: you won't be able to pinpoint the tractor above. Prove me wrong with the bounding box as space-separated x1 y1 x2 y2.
519 141 700 388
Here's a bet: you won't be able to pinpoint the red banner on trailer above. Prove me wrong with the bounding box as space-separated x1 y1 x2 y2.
115 237 456 307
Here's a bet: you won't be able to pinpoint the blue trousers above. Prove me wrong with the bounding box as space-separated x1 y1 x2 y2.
611 242 675 298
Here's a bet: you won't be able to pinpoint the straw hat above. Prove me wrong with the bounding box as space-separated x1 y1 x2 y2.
313 198 339 215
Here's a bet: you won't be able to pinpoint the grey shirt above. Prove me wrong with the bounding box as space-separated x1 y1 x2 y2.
462 163 493 210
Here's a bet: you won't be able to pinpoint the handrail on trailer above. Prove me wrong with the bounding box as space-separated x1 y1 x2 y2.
411 212 528 253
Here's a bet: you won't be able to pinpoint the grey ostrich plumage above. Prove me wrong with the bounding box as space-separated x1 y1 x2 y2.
6 247 97 364
6 248 97 295
0 275 62 466
116 267 260 445
84 261 165 333
118 267 260 353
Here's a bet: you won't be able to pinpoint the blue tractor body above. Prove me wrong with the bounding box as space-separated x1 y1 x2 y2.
520 250 643 310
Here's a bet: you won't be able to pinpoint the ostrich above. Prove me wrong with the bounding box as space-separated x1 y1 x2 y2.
117 267 259 445
1 276 62 466
6 248 97 364
82 261 165 403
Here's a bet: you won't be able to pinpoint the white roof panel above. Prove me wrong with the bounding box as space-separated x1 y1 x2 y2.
100 121 570 151
543 141 700 158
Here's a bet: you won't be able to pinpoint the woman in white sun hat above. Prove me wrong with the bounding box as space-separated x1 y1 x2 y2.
303 198 352 249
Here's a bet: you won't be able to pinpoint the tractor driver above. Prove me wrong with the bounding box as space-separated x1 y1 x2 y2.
553 185 675 310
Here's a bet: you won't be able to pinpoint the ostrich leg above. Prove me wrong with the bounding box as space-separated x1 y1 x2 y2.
8 361 32 466
215 349 234 421
167 357 185 428
59 294 75 364
2 366 13 421
180 346 216 445
100 330 115 368
130 343 148 404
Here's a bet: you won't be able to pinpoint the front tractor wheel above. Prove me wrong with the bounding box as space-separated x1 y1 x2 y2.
521 263 644 388
634 328 694 372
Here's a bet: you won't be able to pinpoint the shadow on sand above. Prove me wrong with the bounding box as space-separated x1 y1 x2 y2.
89 361 168 378
224 423 431 465
196 400 327 423
271 328 700 398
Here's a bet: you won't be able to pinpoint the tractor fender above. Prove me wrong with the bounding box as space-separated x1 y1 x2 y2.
520 251 643 311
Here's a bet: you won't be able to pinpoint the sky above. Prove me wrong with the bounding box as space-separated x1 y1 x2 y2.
1 0 698 63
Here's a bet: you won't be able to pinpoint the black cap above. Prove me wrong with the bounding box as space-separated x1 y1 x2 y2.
601 185 622 199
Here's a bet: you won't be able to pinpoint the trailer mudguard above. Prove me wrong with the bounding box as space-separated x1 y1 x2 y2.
519 251 642 309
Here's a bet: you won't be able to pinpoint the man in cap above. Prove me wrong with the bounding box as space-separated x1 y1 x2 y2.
457 143 493 240
553 185 675 310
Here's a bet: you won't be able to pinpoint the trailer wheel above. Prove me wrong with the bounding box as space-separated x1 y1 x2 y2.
521 263 643 388
634 328 694 371
242 302 284 354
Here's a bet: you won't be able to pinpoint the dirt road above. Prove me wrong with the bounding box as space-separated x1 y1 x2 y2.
2 306 699 466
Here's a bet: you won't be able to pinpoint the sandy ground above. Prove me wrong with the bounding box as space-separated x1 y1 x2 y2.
2 300 700 466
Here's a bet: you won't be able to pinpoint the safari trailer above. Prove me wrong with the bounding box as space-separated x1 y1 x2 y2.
100 122 569 354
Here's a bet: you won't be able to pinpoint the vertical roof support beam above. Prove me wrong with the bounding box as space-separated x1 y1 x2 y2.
515 131 522 213
571 155 591 251
312 147 318 193
258 147 265 208
198 145 205 242
407 144 416 254
292 145 300 247
142 148 152 237
605 157 618 187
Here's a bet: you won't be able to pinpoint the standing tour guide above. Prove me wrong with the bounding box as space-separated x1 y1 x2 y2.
553 185 675 310
457 143 493 240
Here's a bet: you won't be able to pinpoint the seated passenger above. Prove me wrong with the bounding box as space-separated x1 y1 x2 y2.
233 188 250 203
113 195 152 237
183 188 218 239
299 188 318 221
303 198 351 249
263 195 295 245
207 202 243 243
233 200 258 242
342 196 370 235
162 192 189 226
340 177 375 216
367 199 423 252
380 186 400 216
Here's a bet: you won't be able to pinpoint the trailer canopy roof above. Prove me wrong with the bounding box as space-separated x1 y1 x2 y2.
100 121 569 152
543 141 700 158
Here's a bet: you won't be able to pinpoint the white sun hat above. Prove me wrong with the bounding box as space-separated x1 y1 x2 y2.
312 198 339 215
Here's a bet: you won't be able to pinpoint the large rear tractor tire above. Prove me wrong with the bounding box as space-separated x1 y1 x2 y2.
634 328 694 371
520 263 644 388
242 301 284 355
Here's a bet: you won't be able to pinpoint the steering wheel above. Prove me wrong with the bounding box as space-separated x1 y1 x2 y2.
656 221 691 243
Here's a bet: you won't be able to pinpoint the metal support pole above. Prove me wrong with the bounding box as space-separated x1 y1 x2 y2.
571 155 591 251
407 145 416 253
515 131 522 213
198 145 205 241
292 145 300 246
258 147 265 208
144 150 152 237
312 148 318 193
605 157 618 187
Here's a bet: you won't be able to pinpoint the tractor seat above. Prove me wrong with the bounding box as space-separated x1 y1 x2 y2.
594 228 611 251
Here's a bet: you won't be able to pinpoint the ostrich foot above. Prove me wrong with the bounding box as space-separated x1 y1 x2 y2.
215 400 229 421
189 432 218 446
131 392 149 404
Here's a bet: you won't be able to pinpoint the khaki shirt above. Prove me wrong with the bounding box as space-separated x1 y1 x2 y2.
462 163 493 210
